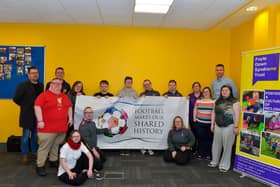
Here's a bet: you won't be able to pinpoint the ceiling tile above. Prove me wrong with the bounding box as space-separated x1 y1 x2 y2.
97 0 133 26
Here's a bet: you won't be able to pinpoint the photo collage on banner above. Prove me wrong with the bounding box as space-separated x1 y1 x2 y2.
240 89 280 160
0 46 32 80
240 90 264 157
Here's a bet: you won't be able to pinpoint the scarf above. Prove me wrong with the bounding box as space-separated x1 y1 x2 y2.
67 139 81 150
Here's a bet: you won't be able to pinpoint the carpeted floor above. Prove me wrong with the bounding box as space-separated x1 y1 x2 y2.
0 151 267 187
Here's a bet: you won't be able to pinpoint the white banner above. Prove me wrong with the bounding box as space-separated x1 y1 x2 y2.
74 95 189 150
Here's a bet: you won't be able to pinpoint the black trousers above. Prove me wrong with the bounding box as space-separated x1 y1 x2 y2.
58 153 89 186
90 147 106 171
195 122 213 157
163 149 192 165
189 121 198 153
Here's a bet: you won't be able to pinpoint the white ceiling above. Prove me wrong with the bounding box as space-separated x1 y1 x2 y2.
0 0 279 30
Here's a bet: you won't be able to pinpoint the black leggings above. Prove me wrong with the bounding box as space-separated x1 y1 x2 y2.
163 150 192 165
58 153 89 186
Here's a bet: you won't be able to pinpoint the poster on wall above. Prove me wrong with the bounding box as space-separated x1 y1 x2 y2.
0 45 45 99
234 50 280 186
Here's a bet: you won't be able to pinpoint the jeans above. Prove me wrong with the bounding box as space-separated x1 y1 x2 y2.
21 127 38 156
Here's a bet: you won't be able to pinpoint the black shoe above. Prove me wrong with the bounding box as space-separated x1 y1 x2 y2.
36 166 47 176
49 160 59 168
93 169 104 181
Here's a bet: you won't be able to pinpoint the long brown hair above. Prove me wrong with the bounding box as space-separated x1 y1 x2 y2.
69 81 85 95
172 116 185 129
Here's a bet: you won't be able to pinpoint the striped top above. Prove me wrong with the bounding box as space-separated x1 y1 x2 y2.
195 99 215 124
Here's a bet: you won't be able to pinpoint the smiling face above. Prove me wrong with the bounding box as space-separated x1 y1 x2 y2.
49 79 63 93
71 131 81 143
74 83 82 93
100 83 109 93
192 83 201 93
202 88 211 99
84 107 94 121
168 82 176 92
143 80 152 91
215 66 224 79
221 87 231 98
174 117 183 129
55 69 64 79
125 79 133 89
28 68 39 82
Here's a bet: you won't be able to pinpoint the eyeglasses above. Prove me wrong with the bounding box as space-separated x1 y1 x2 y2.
72 135 80 138
51 82 62 85
84 112 93 114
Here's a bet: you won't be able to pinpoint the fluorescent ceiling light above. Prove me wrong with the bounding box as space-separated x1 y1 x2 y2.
135 0 174 14
136 0 174 5
135 5 170 14
246 6 258 12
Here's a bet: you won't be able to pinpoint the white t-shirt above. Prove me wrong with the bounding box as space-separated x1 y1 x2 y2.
57 142 89 176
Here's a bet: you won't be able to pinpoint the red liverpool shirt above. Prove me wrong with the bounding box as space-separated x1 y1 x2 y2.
35 90 72 133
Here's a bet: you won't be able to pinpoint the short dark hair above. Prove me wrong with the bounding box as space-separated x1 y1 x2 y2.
27 66 38 74
216 64 224 68
124 76 133 83
169 80 176 84
143 79 151 84
55 67 64 72
100 80 109 86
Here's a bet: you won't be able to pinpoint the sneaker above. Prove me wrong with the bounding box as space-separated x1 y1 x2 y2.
94 170 104 181
36 166 47 176
148 150 154 156
140 149 146 155
208 163 217 168
49 160 59 168
219 168 228 173
196 155 203 160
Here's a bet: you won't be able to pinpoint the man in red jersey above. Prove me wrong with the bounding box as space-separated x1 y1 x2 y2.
34 78 73 176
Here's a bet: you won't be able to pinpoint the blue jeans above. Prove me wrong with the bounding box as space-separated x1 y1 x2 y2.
21 127 38 156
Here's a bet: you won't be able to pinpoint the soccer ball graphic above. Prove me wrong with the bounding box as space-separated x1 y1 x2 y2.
97 106 128 137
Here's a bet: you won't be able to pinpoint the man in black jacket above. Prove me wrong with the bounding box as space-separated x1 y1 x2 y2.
13 66 44 164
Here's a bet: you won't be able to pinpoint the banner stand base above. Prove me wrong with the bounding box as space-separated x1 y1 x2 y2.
233 169 275 187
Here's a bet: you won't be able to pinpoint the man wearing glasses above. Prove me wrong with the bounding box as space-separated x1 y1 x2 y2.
34 78 73 176
13 66 44 164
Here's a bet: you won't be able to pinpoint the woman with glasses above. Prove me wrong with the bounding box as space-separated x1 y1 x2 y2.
58 130 93 186
193 87 215 160
79 106 112 180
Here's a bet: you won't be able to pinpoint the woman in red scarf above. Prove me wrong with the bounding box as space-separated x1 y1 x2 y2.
57 130 93 186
